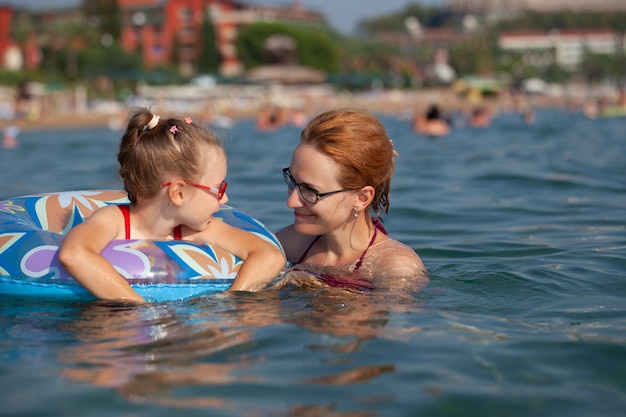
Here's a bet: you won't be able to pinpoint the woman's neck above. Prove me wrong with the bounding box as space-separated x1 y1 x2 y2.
320 217 377 266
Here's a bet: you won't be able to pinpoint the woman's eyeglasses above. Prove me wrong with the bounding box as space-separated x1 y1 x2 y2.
161 180 228 200
282 168 356 205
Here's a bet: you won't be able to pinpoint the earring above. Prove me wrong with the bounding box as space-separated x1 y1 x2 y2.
354 211 359 218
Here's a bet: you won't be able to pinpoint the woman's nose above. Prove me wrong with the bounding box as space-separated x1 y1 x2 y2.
286 187 302 207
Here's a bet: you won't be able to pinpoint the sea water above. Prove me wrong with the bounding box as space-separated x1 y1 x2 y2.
0 107 624 416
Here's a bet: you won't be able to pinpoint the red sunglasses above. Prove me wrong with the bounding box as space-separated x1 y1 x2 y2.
161 180 228 200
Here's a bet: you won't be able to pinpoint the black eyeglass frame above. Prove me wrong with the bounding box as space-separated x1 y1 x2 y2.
282 167 358 204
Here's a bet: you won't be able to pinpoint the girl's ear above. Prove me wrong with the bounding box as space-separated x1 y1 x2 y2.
354 185 375 212
165 180 186 207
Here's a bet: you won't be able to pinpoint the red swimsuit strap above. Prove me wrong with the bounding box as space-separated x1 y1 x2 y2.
353 226 377 272
295 223 380 272
296 235 321 265
118 204 131 240
117 204 182 240
372 217 388 235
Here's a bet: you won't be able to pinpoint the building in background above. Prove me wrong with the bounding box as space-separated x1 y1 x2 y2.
498 28 625 70
117 0 244 77
447 0 626 13
0 0 325 77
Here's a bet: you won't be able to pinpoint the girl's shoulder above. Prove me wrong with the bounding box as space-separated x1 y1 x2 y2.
86 203 124 222
63 203 125 245
77 204 125 237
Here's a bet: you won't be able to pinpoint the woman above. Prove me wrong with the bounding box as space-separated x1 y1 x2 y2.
276 108 428 292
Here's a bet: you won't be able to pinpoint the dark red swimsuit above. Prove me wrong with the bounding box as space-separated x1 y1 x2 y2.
292 219 387 292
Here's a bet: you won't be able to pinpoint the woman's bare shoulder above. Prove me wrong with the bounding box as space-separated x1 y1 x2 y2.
371 239 429 281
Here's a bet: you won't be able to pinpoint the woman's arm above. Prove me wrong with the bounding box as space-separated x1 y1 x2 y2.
58 205 145 302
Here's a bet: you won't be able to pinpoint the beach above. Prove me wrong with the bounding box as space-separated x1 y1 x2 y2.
0 83 567 133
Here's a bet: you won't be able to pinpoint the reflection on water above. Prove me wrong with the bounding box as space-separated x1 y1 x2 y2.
58 304 250 397
54 283 424 412
1 109 625 416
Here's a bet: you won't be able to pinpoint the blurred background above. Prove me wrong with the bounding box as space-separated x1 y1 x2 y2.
1 0 625 131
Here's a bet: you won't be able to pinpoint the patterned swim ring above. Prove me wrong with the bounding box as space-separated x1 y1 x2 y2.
0 190 283 302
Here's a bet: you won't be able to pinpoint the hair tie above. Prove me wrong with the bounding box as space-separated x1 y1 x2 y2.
389 138 398 156
143 114 160 131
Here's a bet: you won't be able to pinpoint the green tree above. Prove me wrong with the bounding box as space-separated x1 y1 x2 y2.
77 44 143 79
235 22 339 72
83 0 121 41
197 9 220 73
495 11 626 32
448 33 497 76
580 52 626 84
170 33 181 69
358 3 451 34
35 13 99 80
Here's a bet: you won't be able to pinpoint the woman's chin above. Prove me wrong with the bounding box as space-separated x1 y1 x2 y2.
293 222 319 235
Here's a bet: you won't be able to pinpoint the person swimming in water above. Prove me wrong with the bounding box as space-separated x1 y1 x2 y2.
277 108 429 292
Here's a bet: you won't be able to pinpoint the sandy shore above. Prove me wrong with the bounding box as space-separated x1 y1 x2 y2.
1 86 549 133
3 113 116 131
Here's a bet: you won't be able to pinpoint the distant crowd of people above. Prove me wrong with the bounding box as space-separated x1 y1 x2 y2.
411 103 500 138
2 82 35 149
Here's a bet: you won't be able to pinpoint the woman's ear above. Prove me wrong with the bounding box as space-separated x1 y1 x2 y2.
354 185 375 212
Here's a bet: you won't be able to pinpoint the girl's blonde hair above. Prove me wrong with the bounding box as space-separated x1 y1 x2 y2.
117 107 223 204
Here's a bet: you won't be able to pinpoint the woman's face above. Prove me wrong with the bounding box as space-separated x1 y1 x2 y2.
286 144 356 235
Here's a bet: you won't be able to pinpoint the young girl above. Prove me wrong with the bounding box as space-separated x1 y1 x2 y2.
59 108 286 302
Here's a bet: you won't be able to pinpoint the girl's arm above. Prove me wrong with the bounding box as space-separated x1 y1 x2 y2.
58 205 145 302
195 220 286 292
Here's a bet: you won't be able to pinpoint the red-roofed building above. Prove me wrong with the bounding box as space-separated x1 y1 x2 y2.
0 6 16 69
1 0 326 77
115 0 324 76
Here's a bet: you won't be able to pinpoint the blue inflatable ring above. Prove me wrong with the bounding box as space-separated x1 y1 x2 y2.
0 190 283 302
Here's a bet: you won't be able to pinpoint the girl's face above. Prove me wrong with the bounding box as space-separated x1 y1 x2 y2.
180 148 228 231
286 144 357 236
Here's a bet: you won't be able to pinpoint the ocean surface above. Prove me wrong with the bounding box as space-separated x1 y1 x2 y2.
1 107 624 416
